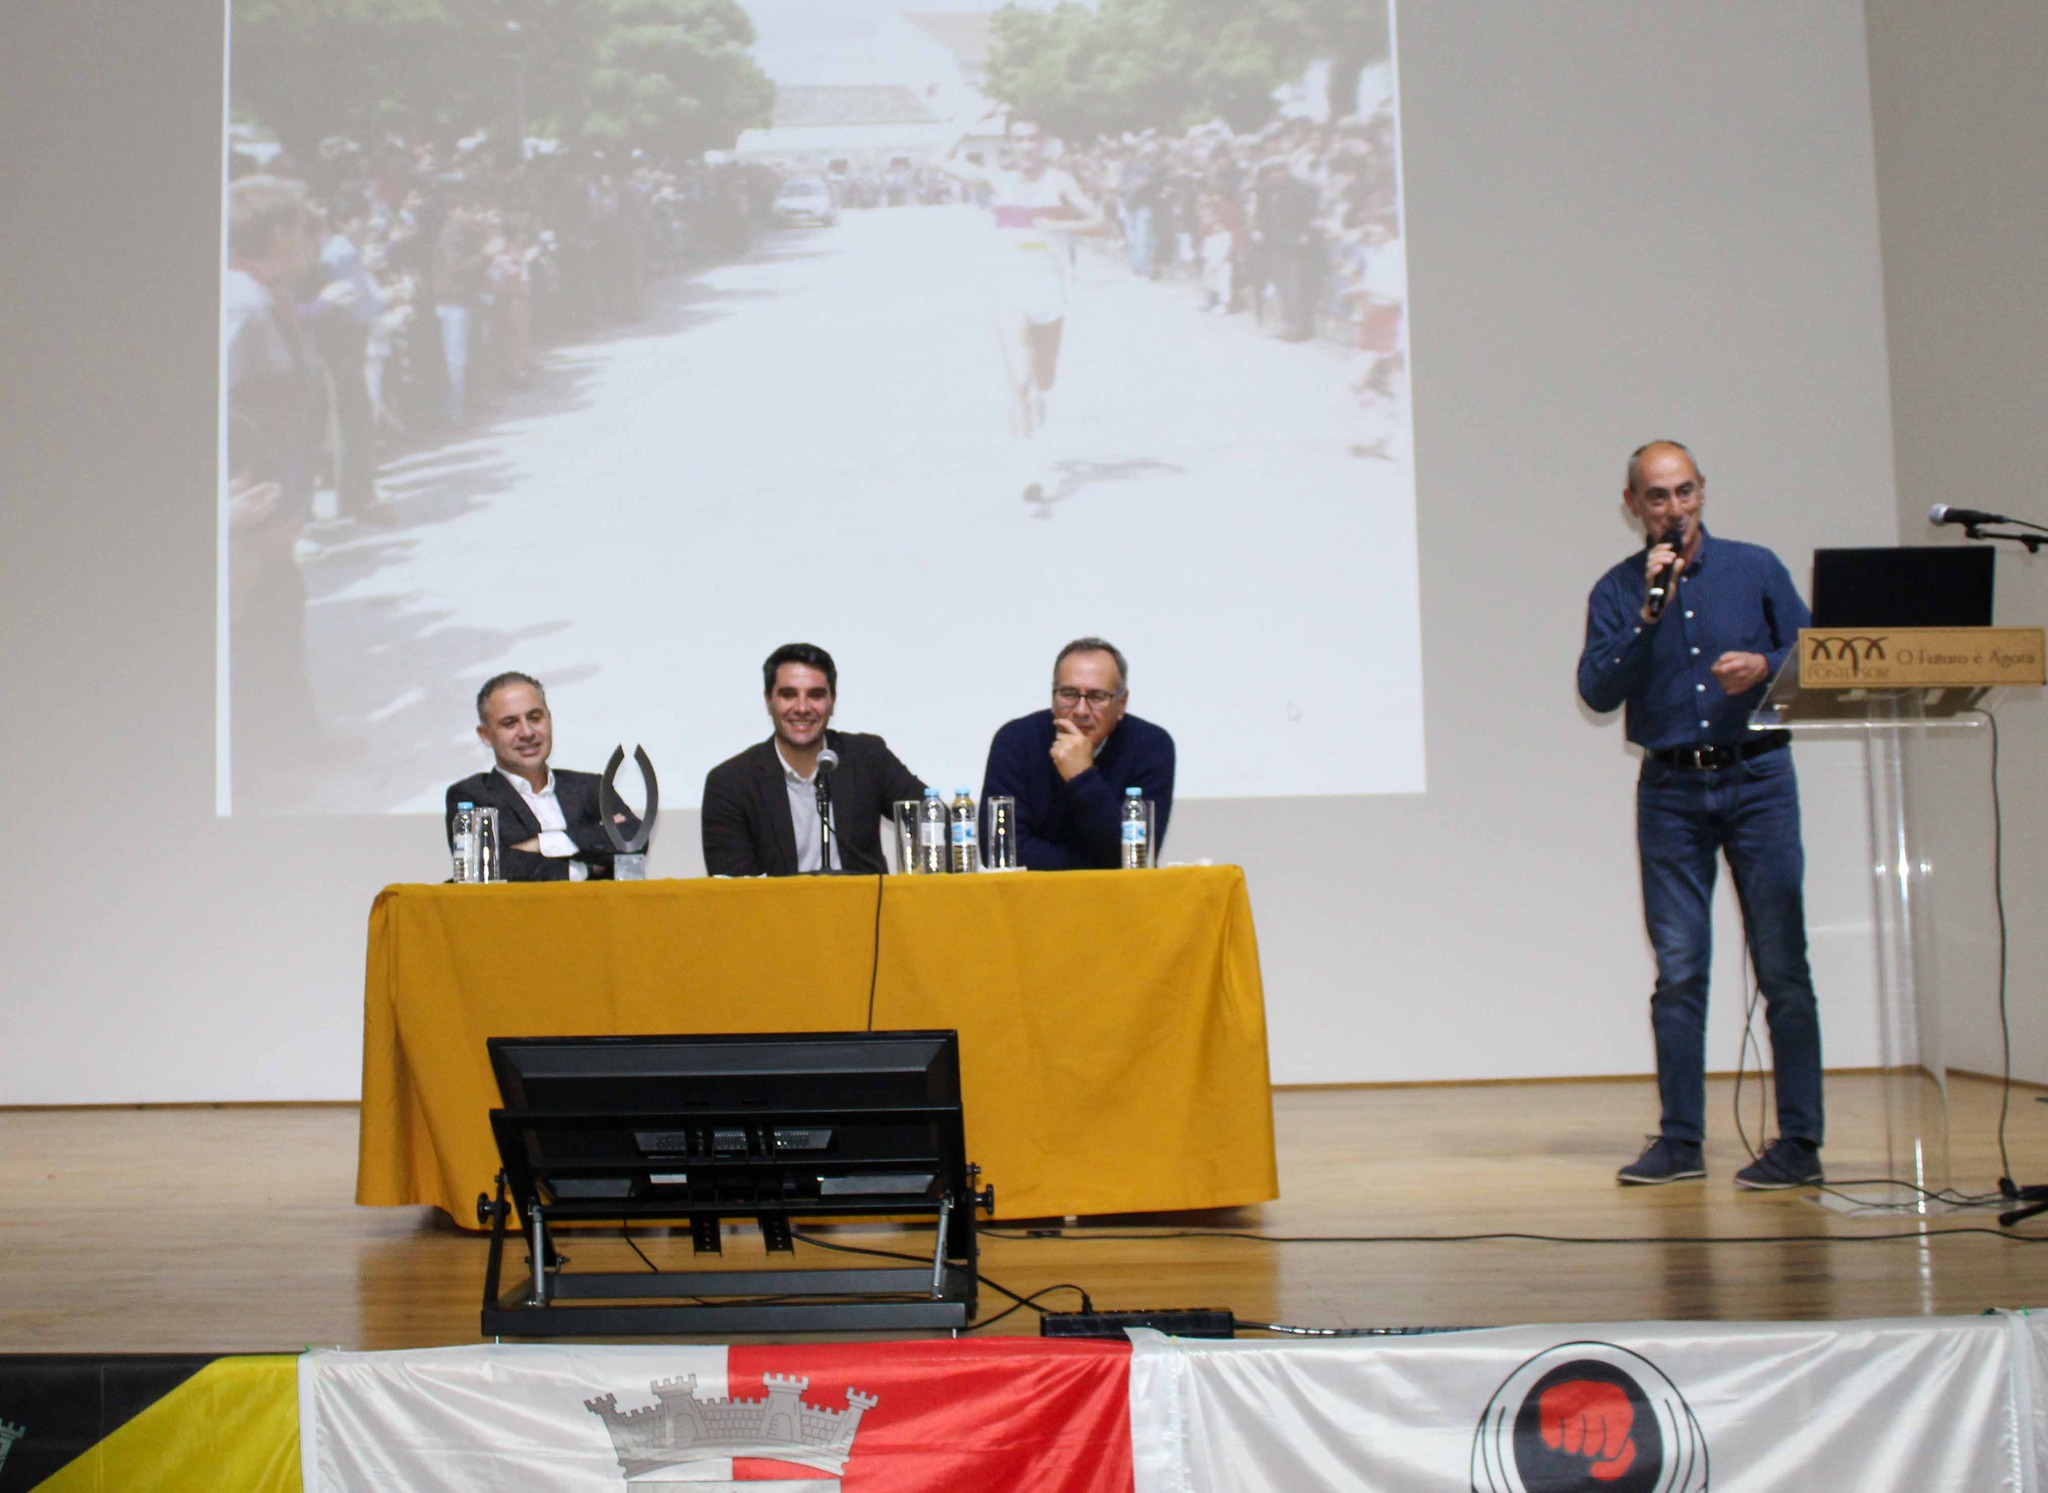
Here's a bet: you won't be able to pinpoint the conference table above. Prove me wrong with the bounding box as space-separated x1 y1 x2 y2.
356 865 1278 1226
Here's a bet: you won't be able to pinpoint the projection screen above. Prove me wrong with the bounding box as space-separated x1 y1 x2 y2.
219 0 1417 816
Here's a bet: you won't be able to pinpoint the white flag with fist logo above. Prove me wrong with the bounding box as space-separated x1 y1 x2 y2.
1127 1315 2045 1492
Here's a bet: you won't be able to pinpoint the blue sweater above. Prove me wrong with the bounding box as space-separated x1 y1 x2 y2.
980 709 1177 869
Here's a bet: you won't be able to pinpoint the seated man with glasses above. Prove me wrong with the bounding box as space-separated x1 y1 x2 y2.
979 636 1176 869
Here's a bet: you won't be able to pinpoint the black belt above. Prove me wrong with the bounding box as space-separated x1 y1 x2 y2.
1650 732 1789 771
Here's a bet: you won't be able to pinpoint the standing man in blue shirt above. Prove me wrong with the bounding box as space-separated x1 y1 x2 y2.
981 637 1176 869
1578 440 1824 1190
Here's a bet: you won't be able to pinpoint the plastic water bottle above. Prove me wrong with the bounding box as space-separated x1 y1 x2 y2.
949 788 979 873
917 788 949 874
451 802 476 882
1120 787 1150 869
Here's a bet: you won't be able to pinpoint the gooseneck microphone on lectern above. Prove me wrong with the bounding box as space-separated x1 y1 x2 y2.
1929 503 2012 528
1645 522 1685 621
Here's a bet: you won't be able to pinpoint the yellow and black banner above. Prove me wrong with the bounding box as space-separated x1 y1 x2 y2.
0 1354 297 1491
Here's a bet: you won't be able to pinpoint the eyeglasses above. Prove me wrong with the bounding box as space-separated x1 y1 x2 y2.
1053 687 1124 707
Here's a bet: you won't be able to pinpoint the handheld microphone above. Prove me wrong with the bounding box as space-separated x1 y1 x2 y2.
1929 503 2010 529
1645 522 1685 621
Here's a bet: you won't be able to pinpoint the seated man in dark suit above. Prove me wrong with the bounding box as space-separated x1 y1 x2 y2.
702 643 927 876
443 671 638 881
981 636 1175 869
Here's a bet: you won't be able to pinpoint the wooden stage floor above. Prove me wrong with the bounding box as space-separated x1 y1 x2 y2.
5 1074 2046 1354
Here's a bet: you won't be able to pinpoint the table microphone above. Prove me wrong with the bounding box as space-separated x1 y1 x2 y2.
1929 503 2010 528
813 747 839 872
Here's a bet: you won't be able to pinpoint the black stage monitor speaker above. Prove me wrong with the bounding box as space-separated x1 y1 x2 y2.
480 1030 990 1336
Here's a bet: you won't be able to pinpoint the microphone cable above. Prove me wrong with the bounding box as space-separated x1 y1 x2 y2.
865 872 885 1030
1730 942 1770 1166
1983 709 2015 1185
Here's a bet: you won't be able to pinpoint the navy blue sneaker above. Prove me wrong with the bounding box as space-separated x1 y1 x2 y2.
1617 1136 1706 1185
1734 1138 1824 1191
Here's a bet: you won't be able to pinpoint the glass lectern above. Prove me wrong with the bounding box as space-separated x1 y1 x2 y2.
1753 626 2043 1210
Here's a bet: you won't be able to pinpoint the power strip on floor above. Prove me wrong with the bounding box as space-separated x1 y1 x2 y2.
1039 1308 1237 1339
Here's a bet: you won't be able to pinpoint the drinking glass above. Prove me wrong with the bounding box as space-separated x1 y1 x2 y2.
891 800 921 874
983 795 1019 870
473 806 501 883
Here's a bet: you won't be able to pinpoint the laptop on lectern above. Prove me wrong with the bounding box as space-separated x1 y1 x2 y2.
1810 546 1994 629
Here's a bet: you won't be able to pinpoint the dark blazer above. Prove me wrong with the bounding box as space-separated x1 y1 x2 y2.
443 767 641 882
701 730 926 876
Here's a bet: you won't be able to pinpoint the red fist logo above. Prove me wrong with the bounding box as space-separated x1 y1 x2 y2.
1538 1379 1638 1482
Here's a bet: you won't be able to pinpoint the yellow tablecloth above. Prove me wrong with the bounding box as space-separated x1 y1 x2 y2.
356 865 1277 1224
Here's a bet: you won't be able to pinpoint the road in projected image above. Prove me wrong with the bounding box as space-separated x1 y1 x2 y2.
243 200 1420 815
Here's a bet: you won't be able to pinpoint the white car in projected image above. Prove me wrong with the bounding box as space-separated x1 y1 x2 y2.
770 176 838 227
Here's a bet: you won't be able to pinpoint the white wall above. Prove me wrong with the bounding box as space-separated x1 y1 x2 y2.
1865 0 2048 1084
1 1 1915 1102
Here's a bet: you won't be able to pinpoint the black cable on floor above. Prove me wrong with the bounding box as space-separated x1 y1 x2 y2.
789 1228 1092 1329
789 1228 935 1267
981 1224 2048 1246
1811 1179 2007 1212
606 1226 945 1303
960 1283 1093 1333
615 1221 661 1272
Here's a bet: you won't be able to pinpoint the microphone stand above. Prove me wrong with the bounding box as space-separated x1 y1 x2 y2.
814 770 838 875
1949 517 2048 1223
1957 523 2048 555
2000 1166 2048 1227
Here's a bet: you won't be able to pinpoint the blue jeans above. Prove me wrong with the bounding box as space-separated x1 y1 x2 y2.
1636 745 1824 1146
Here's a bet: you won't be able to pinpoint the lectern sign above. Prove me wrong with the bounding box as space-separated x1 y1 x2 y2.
1797 627 2045 689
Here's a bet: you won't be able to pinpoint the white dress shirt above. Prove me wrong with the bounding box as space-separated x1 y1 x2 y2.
497 767 588 881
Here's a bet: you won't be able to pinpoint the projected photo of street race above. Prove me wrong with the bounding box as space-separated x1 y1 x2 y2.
221 0 1418 816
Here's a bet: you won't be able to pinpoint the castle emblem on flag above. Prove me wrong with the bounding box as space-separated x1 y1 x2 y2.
0 1417 21 1474
586 1372 877 1484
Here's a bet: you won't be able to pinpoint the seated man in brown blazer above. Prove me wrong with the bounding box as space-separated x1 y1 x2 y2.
701 643 927 876
443 671 637 881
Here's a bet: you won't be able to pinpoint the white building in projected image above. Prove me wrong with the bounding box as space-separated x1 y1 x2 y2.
735 84 952 174
734 11 1004 173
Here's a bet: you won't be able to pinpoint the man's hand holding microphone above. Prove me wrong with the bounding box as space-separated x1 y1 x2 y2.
1639 520 1686 625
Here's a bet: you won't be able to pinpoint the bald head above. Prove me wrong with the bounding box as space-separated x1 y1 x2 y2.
1623 440 1706 550
1626 440 1703 495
